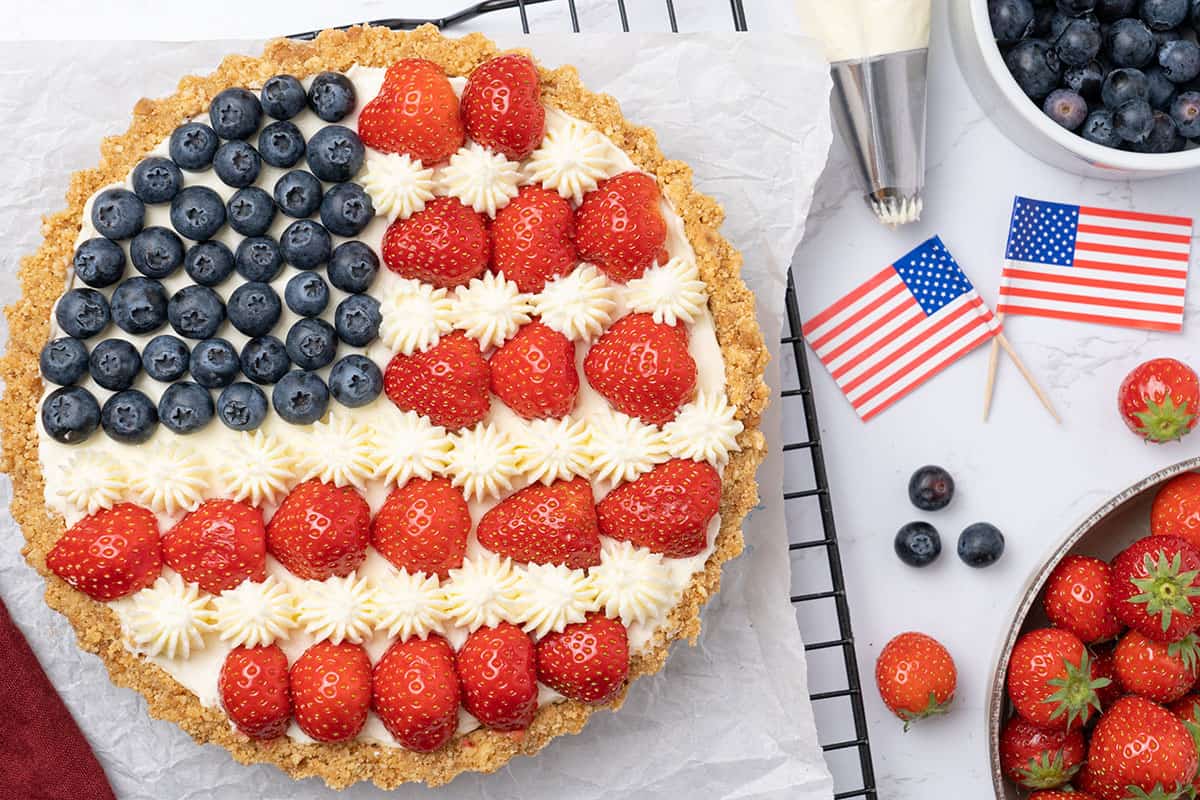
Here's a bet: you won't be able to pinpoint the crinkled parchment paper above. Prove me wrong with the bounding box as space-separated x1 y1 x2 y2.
0 32 833 800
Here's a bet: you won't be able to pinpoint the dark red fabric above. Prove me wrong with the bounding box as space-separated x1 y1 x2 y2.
0 597 117 800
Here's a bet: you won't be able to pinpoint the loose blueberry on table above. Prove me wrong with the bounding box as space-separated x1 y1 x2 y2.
957 523 1006 568
895 521 943 567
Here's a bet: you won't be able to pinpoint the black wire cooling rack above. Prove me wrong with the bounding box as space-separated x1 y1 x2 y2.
295 3 876 797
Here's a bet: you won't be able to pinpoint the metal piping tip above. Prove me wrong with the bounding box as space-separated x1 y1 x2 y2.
869 193 923 227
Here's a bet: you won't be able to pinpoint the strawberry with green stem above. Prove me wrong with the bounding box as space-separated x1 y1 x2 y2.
1110 535 1200 643
1000 716 1086 790
1118 357 1199 443
1114 629 1200 704
1007 627 1111 730
1085 695 1197 800
874 631 956 730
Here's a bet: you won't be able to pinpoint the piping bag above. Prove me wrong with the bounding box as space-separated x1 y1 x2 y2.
795 0 931 226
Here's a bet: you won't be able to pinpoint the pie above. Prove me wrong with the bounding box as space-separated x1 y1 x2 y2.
0 24 768 789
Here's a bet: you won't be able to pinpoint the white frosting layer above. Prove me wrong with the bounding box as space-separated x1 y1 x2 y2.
793 0 931 62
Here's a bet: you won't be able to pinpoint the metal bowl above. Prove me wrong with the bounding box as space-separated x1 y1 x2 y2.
989 458 1200 799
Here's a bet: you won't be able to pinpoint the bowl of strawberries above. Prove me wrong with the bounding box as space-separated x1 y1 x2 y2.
991 457 1200 800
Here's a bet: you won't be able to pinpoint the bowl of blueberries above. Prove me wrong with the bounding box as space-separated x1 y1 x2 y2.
950 0 1200 177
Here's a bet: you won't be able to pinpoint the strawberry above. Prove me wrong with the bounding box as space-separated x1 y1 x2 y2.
596 459 720 558
1085 695 1198 800
1153 472 1200 551
384 331 491 430
1118 357 1199 443
370 478 470 579
535 613 628 705
457 622 538 731
1030 791 1100 800
1042 554 1124 644
358 58 464 164
1007 628 1110 730
583 313 697 425
491 185 577 293
874 631 956 728
218 644 291 740
290 641 372 743
266 480 370 581
46 503 161 601
575 172 668 283
999 716 1085 790
1090 646 1123 711
489 321 579 419
372 635 459 752
1110 534 1200 642
381 196 489 289
1113 629 1200 704
476 477 601 568
1168 692 1200 721
162 498 266 594
461 53 545 161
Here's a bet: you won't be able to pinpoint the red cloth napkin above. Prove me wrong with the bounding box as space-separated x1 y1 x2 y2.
0 597 117 800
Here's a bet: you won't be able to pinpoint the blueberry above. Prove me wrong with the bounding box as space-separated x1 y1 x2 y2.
130 226 184 279
87 339 141 391
216 382 268 431
285 318 338 370
1064 60 1106 99
1005 39 1063 98
1102 67 1150 106
101 389 157 444
170 186 226 241
1142 0 1188 29
319 183 376 237
226 186 276 237
1115 98 1157 140
227 282 282 338
72 238 125 287
190 338 240 388
234 236 284 283
209 87 262 140
1083 108 1126 144
41 386 100 444
1131 109 1183 150
183 241 235 286
272 370 330 425
169 122 220 171
240 336 290 385
957 523 1006 568
261 74 307 120
1145 66 1178 109
273 170 323 218
1049 10 1076 39
110 277 168 334
894 522 942 568
168 285 227 339
1159 39 1200 83
908 465 955 511
213 140 262 188
306 125 365 182
158 381 214 434
258 120 306 168
131 157 183 204
1044 88 1090 129
40 337 89 386
991 0 1036 44
91 188 144 240
1106 18 1157 67
280 220 332 270
285 272 330 317
1171 90 1200 135
1096 0 1137 18
1056 17 1103 66
1057 0 1097 12
307 72 356 122
327 241 380 293
142 334 190 382
334 295 381 347
55 288 110 339
329 355 383 408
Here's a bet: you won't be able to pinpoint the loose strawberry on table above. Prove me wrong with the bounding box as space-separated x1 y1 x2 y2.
999 716 1086 790
1085 695 1197 800
874 632 956 728
47 503 161 601
491 185 577 293
583 312 697 426
596 459 720 558
370 477 470 579
1152 472 1200 551
575 171 668 283
489 321 578 420
1007 628 1109 730
218 644 291 741
536 613 629 705
1042 554 1124 644
461 54 545 162
358 58 464 164
384 331 491 430
266 480 370 581
1118 357 1199 443
162 498 266 594
1109 534 1200 642
1112 629 1200 704
457 622 538 732
372 636 459 752
381 196 489 289
477 477 601 569
291 641 372 744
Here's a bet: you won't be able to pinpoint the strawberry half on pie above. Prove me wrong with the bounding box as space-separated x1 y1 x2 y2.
2 25 768 789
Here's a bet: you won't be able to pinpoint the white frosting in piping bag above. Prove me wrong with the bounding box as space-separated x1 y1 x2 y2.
794 0 932 62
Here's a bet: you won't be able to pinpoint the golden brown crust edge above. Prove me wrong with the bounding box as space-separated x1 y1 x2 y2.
0 25 770 789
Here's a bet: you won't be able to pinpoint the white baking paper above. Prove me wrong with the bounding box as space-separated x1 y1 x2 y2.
0 32 833 800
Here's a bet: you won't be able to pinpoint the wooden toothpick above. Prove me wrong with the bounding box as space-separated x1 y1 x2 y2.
982 312 1005 421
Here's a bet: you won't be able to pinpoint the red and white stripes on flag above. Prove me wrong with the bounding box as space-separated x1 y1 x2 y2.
997 197 1193 332
803 236 1000 421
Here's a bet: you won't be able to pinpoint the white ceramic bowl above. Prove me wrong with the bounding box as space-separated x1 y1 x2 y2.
949 0 1200 179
